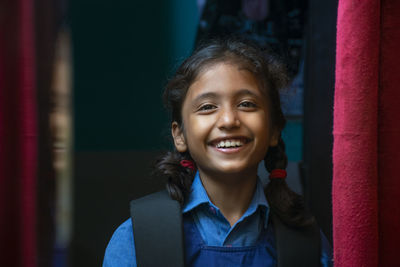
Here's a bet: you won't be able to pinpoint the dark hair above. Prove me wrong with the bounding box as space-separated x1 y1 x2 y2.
155 38 313 228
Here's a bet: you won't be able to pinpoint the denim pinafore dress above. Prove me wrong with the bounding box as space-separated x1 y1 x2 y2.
183 214 277 267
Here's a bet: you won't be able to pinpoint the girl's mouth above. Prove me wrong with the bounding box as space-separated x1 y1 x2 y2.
216 139 244 148
209 137 251 152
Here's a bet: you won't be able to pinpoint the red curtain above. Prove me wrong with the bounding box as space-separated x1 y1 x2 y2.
333 0 400 266
0 0 38 266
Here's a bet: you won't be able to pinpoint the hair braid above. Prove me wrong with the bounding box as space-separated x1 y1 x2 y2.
264 137 288 172
154 151 196 205
264 137 314 228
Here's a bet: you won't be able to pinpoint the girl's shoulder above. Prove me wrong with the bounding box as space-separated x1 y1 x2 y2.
103 219 136 267
108 219 133 242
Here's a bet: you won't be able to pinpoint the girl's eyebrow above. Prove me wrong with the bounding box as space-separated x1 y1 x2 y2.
235 88 260 98
192 88 260 104
192 92 219 104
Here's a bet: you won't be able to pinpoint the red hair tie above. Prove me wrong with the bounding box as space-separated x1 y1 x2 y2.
269 169 287 179
180 160 196 171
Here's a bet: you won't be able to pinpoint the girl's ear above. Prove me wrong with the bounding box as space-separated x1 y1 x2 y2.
269 129 280 147
171 121 188 152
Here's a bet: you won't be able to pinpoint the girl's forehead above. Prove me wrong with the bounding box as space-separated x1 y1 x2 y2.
187 63 265 99
195 60 254 79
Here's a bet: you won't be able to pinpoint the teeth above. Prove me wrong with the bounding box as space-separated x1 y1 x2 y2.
216 139 243 148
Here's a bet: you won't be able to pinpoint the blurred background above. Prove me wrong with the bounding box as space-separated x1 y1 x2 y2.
0 0 337 266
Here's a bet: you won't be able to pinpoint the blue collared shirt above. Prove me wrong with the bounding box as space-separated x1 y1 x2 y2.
103 172 333 266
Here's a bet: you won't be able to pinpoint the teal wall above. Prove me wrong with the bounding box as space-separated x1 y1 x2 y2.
71 2 200 266
72 1 198 152
169 0 199 68
282 120 303 161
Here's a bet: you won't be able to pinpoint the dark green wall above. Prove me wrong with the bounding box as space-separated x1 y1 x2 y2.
72 1 198 152
70 1 198 266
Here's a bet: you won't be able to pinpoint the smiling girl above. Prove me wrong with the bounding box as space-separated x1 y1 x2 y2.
103 38 332 267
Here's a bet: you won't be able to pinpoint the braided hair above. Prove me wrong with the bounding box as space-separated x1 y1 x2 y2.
154 37 313 228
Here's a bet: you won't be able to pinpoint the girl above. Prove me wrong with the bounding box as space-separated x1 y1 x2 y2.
103 38 332 266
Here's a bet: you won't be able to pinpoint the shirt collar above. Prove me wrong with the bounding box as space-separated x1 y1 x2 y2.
182 171 210 213
182 171 270 227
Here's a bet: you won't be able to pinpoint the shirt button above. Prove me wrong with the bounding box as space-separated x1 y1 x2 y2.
209 206 216 214
225 244 232 247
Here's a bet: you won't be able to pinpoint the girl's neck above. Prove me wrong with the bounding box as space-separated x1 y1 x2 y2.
198 169 258 227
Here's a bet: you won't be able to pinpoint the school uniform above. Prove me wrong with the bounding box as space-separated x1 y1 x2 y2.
103 172 333 267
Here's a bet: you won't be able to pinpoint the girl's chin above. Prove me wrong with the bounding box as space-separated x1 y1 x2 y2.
202 163 259 176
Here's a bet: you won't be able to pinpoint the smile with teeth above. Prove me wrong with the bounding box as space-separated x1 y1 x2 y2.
216 139 244 148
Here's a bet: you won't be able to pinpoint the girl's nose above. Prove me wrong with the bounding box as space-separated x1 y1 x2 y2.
217 107 240 130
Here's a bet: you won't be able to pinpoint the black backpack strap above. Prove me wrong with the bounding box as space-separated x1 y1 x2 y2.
130 190 184 267
271 213 321 267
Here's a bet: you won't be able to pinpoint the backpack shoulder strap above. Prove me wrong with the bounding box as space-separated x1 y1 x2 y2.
130 190 184 267
271 213 321 267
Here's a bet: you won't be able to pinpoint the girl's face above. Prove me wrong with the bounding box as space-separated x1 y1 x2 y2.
172 63 279 177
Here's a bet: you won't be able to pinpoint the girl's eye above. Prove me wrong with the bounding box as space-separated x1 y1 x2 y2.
238 101 257 108
198 104 217 112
